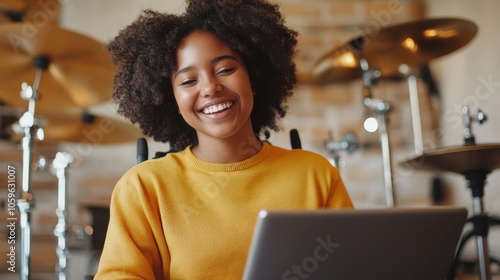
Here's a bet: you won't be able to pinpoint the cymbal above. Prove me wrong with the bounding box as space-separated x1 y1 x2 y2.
400 144 500 175
9 109 144 144
0 0 27 13
312 38 371 84
313 17 478 84
41 110 144 144
0 22 115 111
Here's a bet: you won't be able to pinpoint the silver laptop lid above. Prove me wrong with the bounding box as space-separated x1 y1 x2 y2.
242 207 467 280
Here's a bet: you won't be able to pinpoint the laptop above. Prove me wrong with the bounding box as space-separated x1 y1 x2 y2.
242 206 468 280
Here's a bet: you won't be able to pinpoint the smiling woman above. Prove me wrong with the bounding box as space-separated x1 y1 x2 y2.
172 31 257 163
106 0 299 152
95 1 354 279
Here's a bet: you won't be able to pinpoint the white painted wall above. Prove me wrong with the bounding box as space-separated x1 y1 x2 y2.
425 0 500 214
425 0 500 260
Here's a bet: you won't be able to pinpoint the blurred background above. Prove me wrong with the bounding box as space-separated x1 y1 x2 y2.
1 0 499 279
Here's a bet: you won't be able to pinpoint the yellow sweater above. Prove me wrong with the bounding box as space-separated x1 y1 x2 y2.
95 143 353 279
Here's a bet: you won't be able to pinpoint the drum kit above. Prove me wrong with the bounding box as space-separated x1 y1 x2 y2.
0 5 143 280
313 17 499 280
1 2 499 279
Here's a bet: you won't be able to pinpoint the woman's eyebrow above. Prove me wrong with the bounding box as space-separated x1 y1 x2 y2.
211 55 237 64
174 66 194 78
174 55 238 78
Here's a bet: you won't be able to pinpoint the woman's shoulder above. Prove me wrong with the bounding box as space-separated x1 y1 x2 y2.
267 144 332 166
119 150 186 179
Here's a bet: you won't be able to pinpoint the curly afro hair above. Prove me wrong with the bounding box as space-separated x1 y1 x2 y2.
107 0 298 151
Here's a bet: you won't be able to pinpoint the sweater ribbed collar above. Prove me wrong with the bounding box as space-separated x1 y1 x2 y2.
184 142 271 172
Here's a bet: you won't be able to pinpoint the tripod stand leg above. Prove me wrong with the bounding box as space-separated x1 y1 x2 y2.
450 214 497 280
472 199 491 280
467 172 492 280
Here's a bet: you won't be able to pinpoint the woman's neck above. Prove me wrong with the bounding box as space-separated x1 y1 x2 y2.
192 134 263 163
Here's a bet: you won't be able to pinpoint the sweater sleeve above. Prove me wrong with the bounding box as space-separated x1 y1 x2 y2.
95 174 169 279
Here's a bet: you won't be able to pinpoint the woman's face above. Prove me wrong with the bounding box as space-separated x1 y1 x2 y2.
171 31 255 145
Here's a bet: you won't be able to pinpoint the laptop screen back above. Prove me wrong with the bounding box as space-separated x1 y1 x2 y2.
242 207 467 280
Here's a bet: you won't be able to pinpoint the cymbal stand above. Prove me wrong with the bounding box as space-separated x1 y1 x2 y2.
399 65 424 155
465 171 491 280
18 56 48 280
325 132 358 169
51 152 74 280
359 57 396 208
462 106 491 280
462 105 487 145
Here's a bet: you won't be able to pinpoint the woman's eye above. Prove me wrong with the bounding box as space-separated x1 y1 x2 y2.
217 67 235 75
180 79 197 86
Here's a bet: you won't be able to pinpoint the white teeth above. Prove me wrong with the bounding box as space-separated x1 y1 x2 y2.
202 101 233 115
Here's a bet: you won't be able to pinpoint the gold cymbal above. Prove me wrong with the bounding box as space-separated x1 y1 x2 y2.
0 22 115 111
7 109 144 145
0 0 27 13
313 17 478 84
312 38 367 84
38 110 144 144
400 144 500 175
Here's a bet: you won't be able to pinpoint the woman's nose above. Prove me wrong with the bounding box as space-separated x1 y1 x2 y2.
201 77 222 97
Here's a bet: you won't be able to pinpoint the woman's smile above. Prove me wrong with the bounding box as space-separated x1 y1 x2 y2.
201 100 234 115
